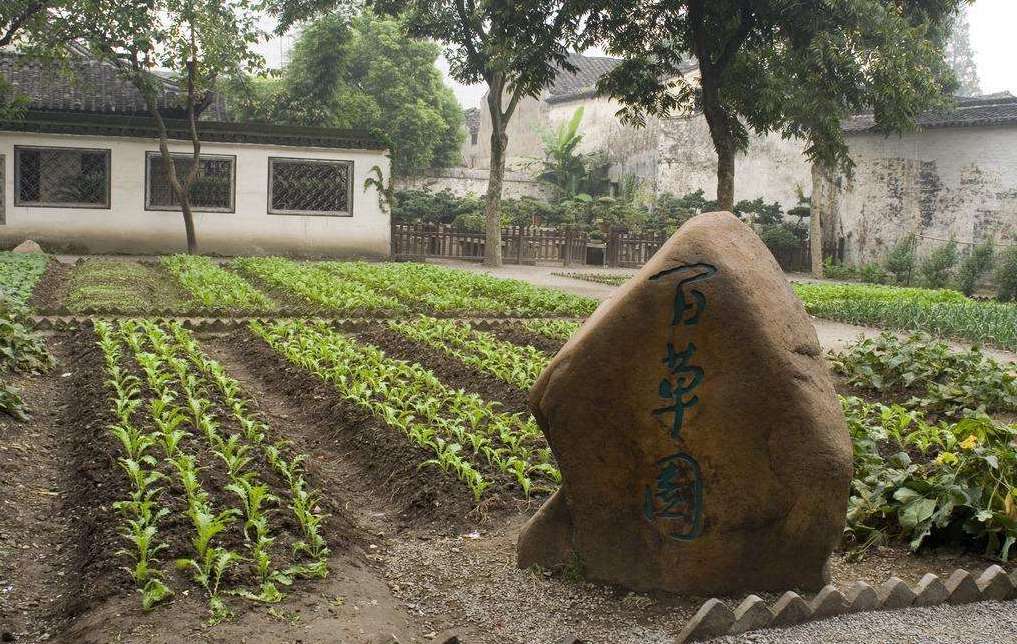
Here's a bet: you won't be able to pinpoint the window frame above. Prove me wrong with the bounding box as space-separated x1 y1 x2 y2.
13 145 112 209
144 151 237 214
267 157 354 217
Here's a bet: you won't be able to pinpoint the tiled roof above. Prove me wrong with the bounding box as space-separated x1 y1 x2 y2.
0 50 226 119
544 53 698 104
0 109 386 150
843 92 1017 133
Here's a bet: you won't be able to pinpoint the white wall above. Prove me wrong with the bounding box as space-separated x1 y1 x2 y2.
0 131 391 257
656 115 811 210
395 167 552 200
830 125 1017 264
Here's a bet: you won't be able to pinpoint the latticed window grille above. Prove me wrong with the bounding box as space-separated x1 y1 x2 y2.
14 146 110 208
146 152 235 212
269 158 352 215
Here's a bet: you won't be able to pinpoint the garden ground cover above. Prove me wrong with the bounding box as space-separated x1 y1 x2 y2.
3 254 1017 642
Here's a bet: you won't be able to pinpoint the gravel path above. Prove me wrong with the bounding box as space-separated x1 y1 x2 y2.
710 599 1017 643
431 260 1017 364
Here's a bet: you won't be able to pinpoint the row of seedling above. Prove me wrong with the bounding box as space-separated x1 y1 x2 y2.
251 320 560 500
387 316 549 390
96 319 329 621
161 255 276 313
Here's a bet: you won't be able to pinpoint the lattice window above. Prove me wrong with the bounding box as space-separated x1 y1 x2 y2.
269 158 352 216
146 152 235 212
14 146 110 208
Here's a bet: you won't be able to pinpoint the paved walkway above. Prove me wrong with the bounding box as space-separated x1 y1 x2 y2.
430 259 1017 364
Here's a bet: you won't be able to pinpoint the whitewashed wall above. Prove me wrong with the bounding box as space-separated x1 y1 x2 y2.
0 131 391 257
827 126 1017 264
395 167 552 200
655 115 811 210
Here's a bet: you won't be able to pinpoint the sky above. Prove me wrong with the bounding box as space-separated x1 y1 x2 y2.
257 1 1017 110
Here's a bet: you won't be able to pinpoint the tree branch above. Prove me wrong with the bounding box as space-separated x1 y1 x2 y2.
454 0 489 82
714 1 755 73
0 1 48 48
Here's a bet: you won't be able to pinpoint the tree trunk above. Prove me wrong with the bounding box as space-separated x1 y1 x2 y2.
484 126 507 266
699 77 736 211
715 142 735 212
810 163 825 277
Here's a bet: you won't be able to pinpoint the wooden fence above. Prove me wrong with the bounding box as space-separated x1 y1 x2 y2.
392 224 588 266
392 223 812 271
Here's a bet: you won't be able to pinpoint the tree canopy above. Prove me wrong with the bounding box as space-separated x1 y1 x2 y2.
944 5 981 97
230 11 463 175
584 0 966 210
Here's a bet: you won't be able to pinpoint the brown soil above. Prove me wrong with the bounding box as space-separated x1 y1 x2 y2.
206 328 501 530
485 324 566 356
357 325 532 415
28 260 72 314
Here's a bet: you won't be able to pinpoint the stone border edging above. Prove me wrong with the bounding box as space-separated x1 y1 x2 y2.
677 564 1017 642
29 315 585 332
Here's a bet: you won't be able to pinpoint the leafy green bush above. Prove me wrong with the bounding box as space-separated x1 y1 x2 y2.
391 188 482 225
996 245 1017 302
0 252 50 307
859 263 890 285
0 299 52 420
822 258 858 280
844 396 1017 558
884 234 917 285
956 240 995 296
758 224 800 253
831 332 1016 419
734 197 783 225
918 238 959 289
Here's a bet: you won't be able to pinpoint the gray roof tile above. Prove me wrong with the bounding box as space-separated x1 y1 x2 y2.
843 92 1017 133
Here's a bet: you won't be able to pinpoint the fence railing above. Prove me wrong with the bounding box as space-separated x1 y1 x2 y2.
392 223 812 272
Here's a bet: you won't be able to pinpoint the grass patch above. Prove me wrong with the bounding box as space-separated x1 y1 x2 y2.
793 282 1017 351
65 260 186 313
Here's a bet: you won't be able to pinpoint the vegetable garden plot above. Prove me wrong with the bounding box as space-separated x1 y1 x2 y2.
94 319 331 621
0 251 49 306
250 319 560 500
793 282 1017 350
64 259 188 314
522 319 580 342
162 255 276 313
231 257 403 314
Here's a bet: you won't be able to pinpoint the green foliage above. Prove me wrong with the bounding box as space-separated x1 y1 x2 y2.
831 332 1016 419
793 282 1017 350
162 255 275 313
822 258 859 281
644 190 716 234
0 252 53 419
758 225 800 254
535 107 588 198
956 240 995 297
233 12 463 174
733 198 782 226
589 0 960 182
252 320 560 499
885 234 917 285
918 238 959 289
0 252 49 307
551 272 630 287
843 394 1017 560
522 319 581 342
995 246 1017 302
391 189 483 225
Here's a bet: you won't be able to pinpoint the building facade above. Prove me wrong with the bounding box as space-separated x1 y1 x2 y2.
0 52 391 257
817 93 1017 265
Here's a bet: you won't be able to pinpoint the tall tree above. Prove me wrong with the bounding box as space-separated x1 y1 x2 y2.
944 5 980 97
78 0 262 254
1 1 78 119
269 0 587 266
229 12 463 175
585 0 965 212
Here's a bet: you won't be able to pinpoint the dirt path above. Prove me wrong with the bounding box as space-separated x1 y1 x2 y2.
0 336 82 642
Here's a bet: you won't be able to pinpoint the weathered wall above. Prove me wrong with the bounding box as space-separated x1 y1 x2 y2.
474 93 549 171
0 131 391 257
656 115 811 209
395 167 552 200
823 125 1017 264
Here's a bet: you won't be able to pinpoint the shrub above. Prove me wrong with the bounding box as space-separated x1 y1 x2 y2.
996 245 1017 302
859 263 889 285
918 238 959 288
391 188 481 224
758 224 800 253
734 198 783 225
884 234 917 285
955 240 995 296
822 258 858 280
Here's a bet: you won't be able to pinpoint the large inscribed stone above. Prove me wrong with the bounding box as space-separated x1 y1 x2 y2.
517 211 852 595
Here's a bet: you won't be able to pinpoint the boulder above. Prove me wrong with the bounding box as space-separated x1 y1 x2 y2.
516 211 852 595
11 240 42 253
